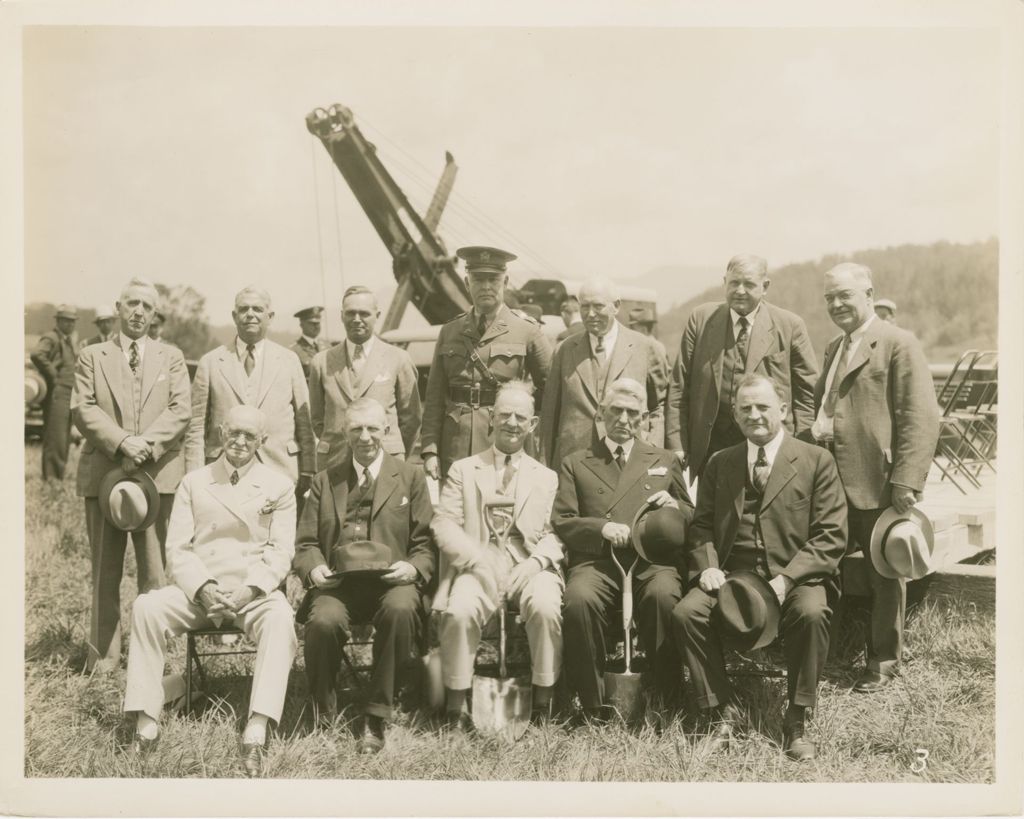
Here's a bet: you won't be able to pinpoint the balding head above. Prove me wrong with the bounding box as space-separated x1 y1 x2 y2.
723 254 770 316
578 278 620 337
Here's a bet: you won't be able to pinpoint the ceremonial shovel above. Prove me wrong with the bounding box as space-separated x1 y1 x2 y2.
603 546 644 723
471 500 533 740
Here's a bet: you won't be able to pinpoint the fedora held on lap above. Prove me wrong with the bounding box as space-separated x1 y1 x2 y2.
712 570 781 651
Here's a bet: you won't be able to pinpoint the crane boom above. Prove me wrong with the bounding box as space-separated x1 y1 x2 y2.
305 104 469 330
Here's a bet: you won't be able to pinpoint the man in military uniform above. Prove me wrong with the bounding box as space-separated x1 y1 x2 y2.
291 305 330 380
31 304 81 480
421 246 552 480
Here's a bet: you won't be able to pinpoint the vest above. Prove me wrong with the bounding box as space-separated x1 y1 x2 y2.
725 472 770 577
119 348 145 433
718 319 748 415
340 471 375 544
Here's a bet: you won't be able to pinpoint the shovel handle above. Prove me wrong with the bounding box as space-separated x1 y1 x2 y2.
498 604 508 679
609 547 639 675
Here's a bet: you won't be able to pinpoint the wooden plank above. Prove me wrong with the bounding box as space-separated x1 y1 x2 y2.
925 564 995 613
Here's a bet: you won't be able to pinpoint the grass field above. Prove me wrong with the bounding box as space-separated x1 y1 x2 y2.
23 444 995 782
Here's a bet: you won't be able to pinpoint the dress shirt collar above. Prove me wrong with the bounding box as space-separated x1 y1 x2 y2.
589 319 620 353
352 448 385 481
118 333 147 359
729 302 761 333
492 445 524 469
845 313 876 344
346 335 374 361
217 454 257 482
301 334 320 348
604 435 635 462
235 336 265 360
746 427 786 467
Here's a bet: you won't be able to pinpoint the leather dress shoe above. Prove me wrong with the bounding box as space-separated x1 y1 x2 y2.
241 742 264 777
444 710 472 734
357 715 386 754
131 731 159 756
853 670 894 694
705 704 740 753
783 721 816 761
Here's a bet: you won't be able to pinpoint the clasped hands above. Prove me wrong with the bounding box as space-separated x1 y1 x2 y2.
197 582 260 617
698 567 793 605
119 435 153 473
601 490 678 548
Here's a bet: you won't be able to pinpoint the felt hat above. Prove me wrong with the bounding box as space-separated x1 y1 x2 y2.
293 305 324 320
55 304 79 320
869 507 935 580
631 503 689 566
874 298 897 314
456 245 517 275
328 540 393 578
97 466 160 532
94 305 116 322
712 570 781 650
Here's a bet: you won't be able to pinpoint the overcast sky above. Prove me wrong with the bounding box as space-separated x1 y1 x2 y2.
22 24 999 336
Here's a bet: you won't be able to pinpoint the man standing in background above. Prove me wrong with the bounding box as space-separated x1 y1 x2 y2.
557 295 585 342
666 254 818 478
290 304 330 380
31 304 81 480
84 305 118 347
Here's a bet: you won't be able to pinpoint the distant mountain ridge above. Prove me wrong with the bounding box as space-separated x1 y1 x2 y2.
654 238 998 364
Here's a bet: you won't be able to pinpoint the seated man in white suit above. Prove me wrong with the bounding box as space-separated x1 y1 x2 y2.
123 405 297 778
431 380 565 727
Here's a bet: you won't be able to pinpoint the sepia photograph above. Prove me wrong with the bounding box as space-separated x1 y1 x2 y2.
3 1 1023 815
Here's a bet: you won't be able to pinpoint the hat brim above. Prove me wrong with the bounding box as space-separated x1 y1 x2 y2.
714 570 781 651
629 501 657 560
869 506 935 580
97 466 161 532
327 568 390 580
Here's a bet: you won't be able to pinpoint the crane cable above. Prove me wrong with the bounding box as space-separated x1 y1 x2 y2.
309 139 328 337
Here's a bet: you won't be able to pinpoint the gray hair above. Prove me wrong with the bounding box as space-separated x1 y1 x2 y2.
578 277 621 304
345 396 387 427
223 404 267 436
601 377 647 410
825 262 873 288
118 277 160 304
734 373 787 403
234 285 272 311
342 285 378 308
494 380 535 414
725 254 768 281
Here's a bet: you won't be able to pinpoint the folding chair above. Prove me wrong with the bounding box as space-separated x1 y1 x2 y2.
934 351 997 492
184 624 257 715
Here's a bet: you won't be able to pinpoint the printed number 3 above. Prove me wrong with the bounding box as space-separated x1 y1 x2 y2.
911 748 929 774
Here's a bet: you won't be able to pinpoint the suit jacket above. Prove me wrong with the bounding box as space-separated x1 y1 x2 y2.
556 321 586 342
688 435 847 585
293 452 436 619
539 322 668 468
71 337 191 496
32 329 80 388
166 458 296 604
553 438 693 570
813 319 939 510
666 301 818 471
308 338 421 470
186 339 315 482
430 449 565 611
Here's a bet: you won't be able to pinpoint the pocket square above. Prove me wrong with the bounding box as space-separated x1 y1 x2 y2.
398 496 409 507
157 374 166 382
647 466 668 476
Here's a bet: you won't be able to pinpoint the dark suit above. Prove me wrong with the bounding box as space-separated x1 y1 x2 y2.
812 318 939 674
293 453 436 720
673 435 847 709
666 302 818 476
540 322 669 468
553 439 693 709
556 321 585 343
71 338 191 670
31 329 80 479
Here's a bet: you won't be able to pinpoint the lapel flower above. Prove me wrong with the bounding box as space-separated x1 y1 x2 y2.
259 498 278 516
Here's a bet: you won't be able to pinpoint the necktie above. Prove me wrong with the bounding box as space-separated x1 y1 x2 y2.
735 316 750 366
594 335 606 363
128 341 139 374
361 466 372 489
351 344 365 375
752 447 770 494
823 335 852 417
477 314 488 338
499 454 514 495
230 470 239 486
614 445 626 471
244 344 256 377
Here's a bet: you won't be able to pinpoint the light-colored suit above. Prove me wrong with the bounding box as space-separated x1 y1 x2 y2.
431 449 565 689
666 301 819 475
72 337 191 670
308 338 421 471
123 458 298 723
539 322 668 469
812 317 939 674
186 339 315 482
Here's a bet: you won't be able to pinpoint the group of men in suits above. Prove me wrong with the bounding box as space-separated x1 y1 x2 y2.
61 240 940 771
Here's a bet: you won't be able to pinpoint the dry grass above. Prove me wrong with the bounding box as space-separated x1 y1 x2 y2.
23 444 994 782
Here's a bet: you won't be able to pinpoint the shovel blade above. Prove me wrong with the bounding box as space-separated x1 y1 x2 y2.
472 675 532 741
604 671 644 723
420 647 445 712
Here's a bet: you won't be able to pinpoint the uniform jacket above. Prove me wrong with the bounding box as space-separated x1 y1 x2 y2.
812 319 939 510
666 301 818 471
553 438 694 570
420 304 552 475
290 335 330 379
430 449 565 611
688 435 847 584
32 329 80 388
71 337 191 496
539 322 668 469
166 458 296 605
308 337 421 470
83 333 116 349
186 339 315 482
293 452 436 619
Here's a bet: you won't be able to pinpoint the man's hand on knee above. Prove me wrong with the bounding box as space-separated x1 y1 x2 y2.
507 557 542 598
